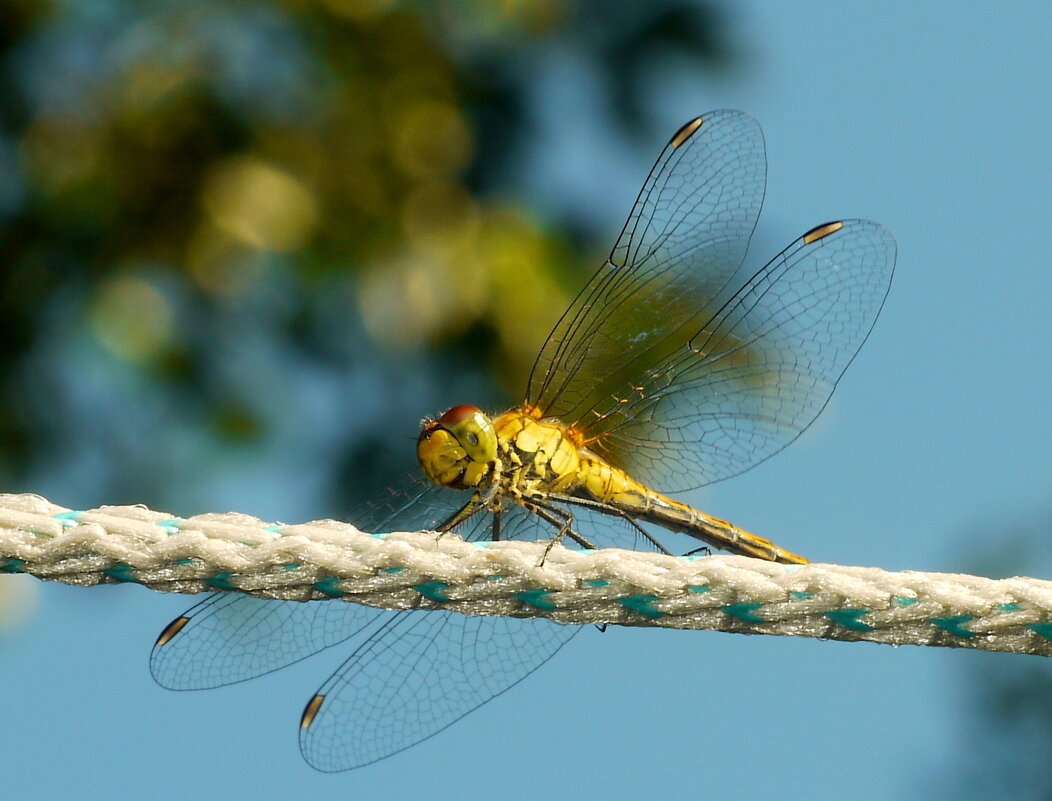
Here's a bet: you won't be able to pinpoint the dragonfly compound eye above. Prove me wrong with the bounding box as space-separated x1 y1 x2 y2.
436 405 498 463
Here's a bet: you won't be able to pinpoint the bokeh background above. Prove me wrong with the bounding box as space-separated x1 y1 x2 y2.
2 1 1052 798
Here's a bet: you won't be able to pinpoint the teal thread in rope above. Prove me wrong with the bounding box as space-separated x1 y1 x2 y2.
206 572 237 591
1 558 25 573
617 595 664 619
1028 623 1052 640
413 581 450 602
825 608 874 632
688 585 709 593
154 518 183 535
893 596 919 606
103 563 139 583
314 577 346 598
516 589 557 611
931 615 976 638
587 579 610 588
723 603 765 623
52 510 83 528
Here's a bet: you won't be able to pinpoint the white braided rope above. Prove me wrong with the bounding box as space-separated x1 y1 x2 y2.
2 492 1051 657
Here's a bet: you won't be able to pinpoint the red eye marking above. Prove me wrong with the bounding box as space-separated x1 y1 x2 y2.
438 405 481 426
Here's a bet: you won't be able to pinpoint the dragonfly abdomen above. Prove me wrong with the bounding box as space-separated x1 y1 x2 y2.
577 457 807 564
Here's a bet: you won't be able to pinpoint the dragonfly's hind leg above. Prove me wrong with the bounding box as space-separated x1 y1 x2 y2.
547 493 672 555
519 499 598 564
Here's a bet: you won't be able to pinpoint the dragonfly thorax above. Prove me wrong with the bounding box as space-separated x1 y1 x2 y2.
417 405 586 497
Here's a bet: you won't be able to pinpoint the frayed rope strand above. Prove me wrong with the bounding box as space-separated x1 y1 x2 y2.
2 492 1052 656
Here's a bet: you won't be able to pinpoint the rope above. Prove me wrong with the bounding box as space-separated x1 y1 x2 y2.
2 491 1051 657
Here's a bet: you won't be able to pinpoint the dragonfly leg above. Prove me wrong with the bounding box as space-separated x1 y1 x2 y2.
435 494 483 535
519 498 597 562
682 544 713 558
546 492 672 555
436 483 502 540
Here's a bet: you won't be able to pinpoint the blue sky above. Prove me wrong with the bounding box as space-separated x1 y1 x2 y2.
3 2 1052 798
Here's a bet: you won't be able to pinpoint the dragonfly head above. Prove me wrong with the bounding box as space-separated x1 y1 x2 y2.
417 405 498 490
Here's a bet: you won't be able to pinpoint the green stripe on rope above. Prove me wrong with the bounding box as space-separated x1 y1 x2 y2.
103 563 139 583
1029 623 1052 640
52 510 83 528
931 615 976 638
413 581 450 602
617 594 664 619
722 603 765 623
825 608 874 632
516 589 558 611
314 577 346 598
206 572 237 591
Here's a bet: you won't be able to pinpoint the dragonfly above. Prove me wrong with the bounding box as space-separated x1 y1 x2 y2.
151 109 895 772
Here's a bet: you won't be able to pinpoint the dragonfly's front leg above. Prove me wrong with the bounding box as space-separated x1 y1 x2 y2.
435 496 481 535
435 482 500 536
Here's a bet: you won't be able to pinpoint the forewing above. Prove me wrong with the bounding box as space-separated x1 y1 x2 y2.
299 609 578 772
583 220 896 491
527 109 766 425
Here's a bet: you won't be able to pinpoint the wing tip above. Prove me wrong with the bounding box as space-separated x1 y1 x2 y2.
300 693 326 729
802 220 844 244
154 615 190 647
669 116 704 149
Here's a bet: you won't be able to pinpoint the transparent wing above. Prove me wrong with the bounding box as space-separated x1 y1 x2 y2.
297 477 683 771
149 470 653 693
149 477 490 691
583 220 896 491
300 608 578 772
152 473 675 768
150 592 388 690
527 109 766 425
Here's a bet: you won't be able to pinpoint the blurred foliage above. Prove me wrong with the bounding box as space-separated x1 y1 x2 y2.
0 0 736 515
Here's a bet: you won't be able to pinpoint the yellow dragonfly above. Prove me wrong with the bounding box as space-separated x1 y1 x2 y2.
152 110 895 771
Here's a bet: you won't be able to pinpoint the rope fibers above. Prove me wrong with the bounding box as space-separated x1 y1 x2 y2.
2 492 1051 657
